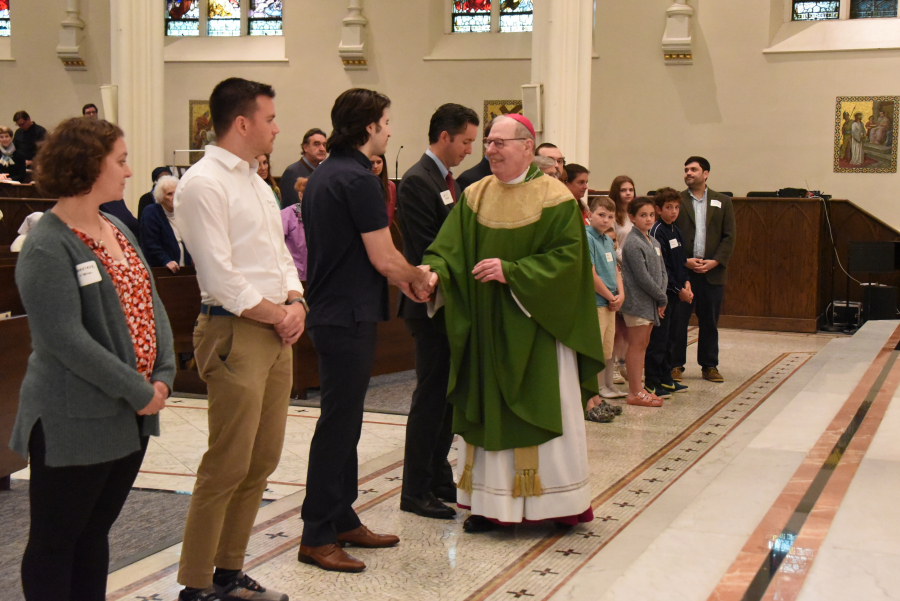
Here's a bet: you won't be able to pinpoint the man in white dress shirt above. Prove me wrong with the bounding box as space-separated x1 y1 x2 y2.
173 78 303 601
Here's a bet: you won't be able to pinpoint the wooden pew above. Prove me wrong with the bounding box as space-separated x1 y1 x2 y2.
0 315 30 489
0 265 25 316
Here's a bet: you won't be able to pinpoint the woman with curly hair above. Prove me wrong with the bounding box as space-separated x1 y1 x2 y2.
12 117 175 601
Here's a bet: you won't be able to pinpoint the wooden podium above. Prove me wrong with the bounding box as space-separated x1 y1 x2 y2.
720 198 900 333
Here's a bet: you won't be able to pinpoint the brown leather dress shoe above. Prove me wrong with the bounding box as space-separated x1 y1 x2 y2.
336 524 400 548
297 543 365 573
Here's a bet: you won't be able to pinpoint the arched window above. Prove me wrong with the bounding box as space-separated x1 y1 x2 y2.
499 0 533 32
452 1 491 33
451 0 533 33
792 0 898 20
165 0 282 37
0 0 11 37
850 0 898 18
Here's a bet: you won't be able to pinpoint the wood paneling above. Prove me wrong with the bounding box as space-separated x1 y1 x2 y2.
0 197 57 246
723 198 900 333
0 316 30 480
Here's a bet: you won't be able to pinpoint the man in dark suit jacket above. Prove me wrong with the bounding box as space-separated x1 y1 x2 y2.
280 127 327 207
456 118 495 192
671 156 736 383
396 103 480 519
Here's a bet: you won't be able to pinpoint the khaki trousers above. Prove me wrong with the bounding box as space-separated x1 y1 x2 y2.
177 314 292 589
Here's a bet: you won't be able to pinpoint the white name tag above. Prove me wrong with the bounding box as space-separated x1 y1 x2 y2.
440 190 454 205
655 247 661 256
669 238 679 249
710 199 722 208
605 252 613 263
76 261 102 287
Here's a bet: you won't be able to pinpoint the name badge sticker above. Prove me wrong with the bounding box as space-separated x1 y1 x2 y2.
605 252 614 263
655 247 661 256
710 199 722 208
440 190 454 205
669 238 679 249
76 261 102 287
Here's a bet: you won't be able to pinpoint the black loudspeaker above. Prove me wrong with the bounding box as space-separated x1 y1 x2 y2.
862 285 898 321
848 241 900 273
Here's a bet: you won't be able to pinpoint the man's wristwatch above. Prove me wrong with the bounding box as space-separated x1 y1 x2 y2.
286 296 309 313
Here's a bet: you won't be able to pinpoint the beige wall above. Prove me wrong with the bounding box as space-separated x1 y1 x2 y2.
163 1 529 181
591 0 900 227
0 0 111 129
8 1 898 230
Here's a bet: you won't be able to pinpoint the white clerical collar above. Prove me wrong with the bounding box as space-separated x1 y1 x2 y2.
501 168 530 185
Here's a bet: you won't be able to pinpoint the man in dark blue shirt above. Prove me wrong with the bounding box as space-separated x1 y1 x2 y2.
299 88 434 574
645 187 693 397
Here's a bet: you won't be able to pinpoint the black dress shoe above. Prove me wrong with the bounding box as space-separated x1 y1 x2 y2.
432 485 457 503
400 492 456 519
463 514 498 533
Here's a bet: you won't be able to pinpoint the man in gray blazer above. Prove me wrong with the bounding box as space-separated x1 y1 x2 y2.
671 156 736 383
396 103 479 519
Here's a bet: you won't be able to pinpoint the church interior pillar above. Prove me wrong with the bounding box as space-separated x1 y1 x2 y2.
109 0 164 210
529 0 593 167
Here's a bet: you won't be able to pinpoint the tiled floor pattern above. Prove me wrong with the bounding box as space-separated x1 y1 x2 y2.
106 330 828 601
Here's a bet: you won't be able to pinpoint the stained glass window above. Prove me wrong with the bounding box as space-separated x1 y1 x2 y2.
166 1 200 36
792 1 841 20
850 0 898 18
0 0 9 37
208 0 240 36
249 0 282 35
500 0 532 32
453 0 491 33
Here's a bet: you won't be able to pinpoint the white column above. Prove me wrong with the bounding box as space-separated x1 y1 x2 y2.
529 0 593 166
109 0 165 210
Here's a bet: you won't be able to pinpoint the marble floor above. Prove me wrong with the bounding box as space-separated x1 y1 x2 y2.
18 324 898 601
14 322 900 601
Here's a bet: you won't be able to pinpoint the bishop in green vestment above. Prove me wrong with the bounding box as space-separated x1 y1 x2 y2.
422 115 605 529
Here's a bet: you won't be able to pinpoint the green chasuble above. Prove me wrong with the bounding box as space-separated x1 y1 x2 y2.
423 164 605 452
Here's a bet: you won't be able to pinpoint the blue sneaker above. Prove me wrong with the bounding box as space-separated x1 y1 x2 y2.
660 380 689 394
644 382 672 399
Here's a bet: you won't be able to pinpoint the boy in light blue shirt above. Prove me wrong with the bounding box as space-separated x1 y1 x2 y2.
584 195 626 421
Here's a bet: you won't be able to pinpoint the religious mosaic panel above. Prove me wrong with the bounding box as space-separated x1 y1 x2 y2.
189 100 215 164
834 96 899 173
249 0 282 35
166 0 199 36
0 0 10 37
500 0 533 32
208 0 240 36
453 0 491 33
850 0 899 18
792 1 840 20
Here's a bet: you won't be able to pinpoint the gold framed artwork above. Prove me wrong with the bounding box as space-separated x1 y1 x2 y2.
833 96 898 173
189 100 215 165
482 99 523 155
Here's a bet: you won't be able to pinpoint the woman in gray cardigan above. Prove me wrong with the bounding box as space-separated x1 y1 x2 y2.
12 117 175 601
619 197 668 408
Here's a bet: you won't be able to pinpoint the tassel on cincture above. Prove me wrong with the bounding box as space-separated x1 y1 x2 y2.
512 446 543 498
457 443 475 494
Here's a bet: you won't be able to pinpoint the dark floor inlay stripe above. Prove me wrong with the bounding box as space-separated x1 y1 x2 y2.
741 350 899 601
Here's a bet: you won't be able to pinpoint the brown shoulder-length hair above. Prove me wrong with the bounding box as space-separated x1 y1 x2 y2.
609 175 635 226
374 154 390 198
34 117 124 198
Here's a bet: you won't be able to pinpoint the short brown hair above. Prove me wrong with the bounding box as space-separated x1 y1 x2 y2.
0 126 12 137
34 118 124 198
652 187 681 209
209 77 275 138
589 195 615 213
13 111 30 122
627 196 655 216
327 88 391 152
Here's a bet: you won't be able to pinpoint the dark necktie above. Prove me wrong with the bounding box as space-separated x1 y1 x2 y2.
446 172 457 204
